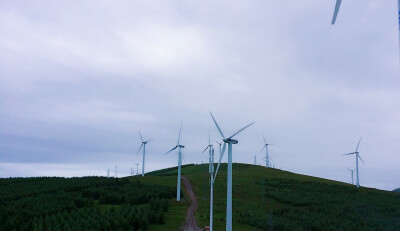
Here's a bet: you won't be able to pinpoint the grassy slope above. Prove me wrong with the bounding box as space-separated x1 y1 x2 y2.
127 175 187 231
135 165 263 231
143 163 400 231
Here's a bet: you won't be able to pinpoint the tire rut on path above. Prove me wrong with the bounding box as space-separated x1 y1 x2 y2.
181 176 202 231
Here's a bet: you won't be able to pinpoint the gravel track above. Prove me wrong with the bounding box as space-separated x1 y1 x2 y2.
181 176 202 231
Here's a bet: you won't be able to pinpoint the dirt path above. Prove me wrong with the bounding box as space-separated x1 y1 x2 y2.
181 176 202 231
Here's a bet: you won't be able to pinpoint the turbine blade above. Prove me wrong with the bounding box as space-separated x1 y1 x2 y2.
263 135 267 144
139 131 144 142
358 154 365 165
137 143 143 154
165 146 178 155
342 152 356 156
356 137 362 152
202 145 210 153
210 112 225 139
261 145 266 152
145 140 152 143
214 142 226 181
209 133 211 145
178 124 182 145
332 0 343 25
227 122 255 140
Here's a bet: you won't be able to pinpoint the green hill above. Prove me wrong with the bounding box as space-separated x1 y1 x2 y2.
1 163 400 231
394 188 400 193
145 163 400 231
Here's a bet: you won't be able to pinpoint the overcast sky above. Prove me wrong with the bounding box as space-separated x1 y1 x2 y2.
1 0 399 191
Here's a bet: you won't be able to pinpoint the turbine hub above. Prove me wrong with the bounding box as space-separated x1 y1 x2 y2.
224 138 238 144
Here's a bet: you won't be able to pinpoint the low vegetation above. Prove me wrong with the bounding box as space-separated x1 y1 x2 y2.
1 163 399 231
161 163 400 231
0 177 174 231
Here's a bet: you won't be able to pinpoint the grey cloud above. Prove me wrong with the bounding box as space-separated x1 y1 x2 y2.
0 0 399 191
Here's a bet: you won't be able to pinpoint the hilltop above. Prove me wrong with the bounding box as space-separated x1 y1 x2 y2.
1 163 400 231
147 163 400 231
394 188 400 193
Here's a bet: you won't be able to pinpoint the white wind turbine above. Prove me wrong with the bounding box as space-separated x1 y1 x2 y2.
331 0 400 57
165 125 185 201
203 135 215 231
347 168 356 185
137 131 152 177
210 112 254 231
261 136 273 168
343 138 365 188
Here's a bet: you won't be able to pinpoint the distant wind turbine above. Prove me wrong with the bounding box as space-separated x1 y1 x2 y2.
210 112 254 231
343 138 365 188
136 163 139 175
254 155 257 165
347 168 356 185
137 131 152 177
261 136 273 168
165 124 185 201
203 135 215 231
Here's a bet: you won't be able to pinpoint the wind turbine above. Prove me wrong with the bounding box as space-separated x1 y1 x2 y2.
137 131 152 177
203 135 215 231
136 163 139 175
261 136 273 168
254 155 257 165
165 125 185 201
343 138 365 188
331 0 400 57
210 112 254 231
347 168 356 185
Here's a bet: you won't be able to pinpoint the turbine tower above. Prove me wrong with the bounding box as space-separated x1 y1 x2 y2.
137 131 152 177
343 138 365 188
347 168 356 185
210 112 254 231
203 135 215 231
165 125 185 201
261 136 273 168
254 155 257 165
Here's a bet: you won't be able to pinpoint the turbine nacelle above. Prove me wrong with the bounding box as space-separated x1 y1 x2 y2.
223 138 238 144
178 145 185 148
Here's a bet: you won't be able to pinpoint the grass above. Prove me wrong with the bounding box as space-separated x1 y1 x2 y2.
145 163 400 231
127 175 188 231
2 163 399 230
